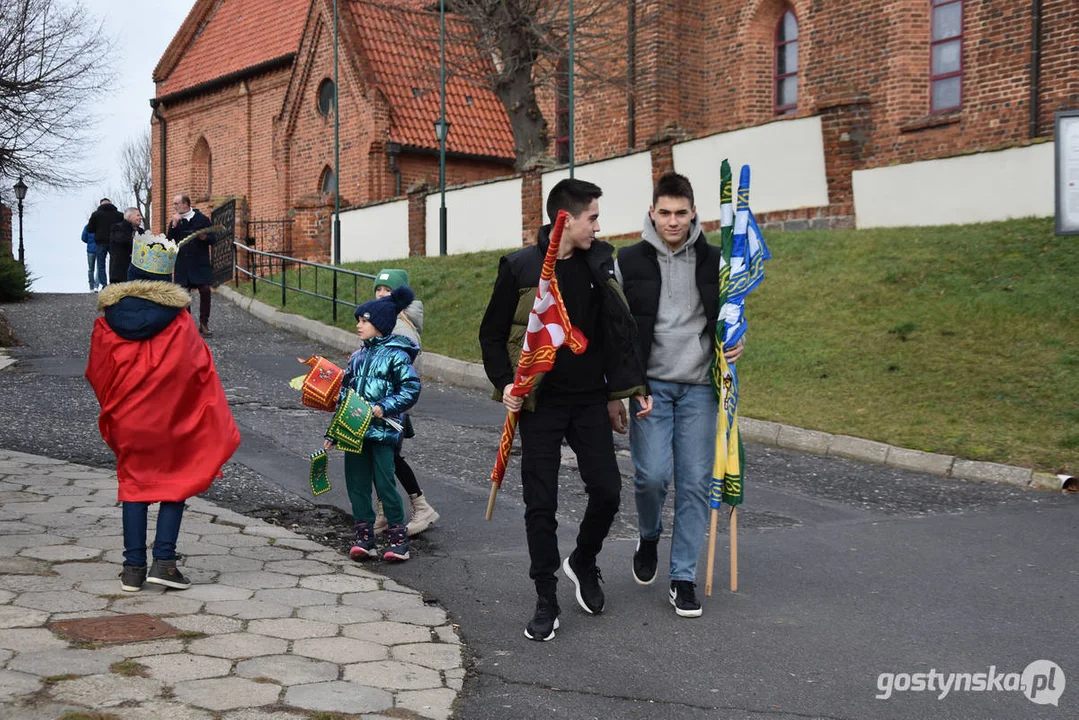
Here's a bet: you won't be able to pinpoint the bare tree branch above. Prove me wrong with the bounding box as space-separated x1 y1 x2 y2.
0 0 114 189
119 130 152 225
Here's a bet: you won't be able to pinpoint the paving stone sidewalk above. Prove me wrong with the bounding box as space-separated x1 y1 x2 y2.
0 449 462 720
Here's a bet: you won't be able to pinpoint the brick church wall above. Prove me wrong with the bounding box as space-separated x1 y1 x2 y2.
154 0 1077 251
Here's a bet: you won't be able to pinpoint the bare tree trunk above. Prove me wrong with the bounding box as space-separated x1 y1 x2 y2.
494 36 549 167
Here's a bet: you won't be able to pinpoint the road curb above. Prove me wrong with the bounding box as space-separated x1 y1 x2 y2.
216 285 1063 492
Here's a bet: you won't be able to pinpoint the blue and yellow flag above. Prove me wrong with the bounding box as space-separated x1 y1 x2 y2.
711 161 770 509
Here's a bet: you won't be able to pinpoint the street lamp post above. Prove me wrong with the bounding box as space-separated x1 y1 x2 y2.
437 0 449 257
13 177 27 267
332 0 341 265
568 0 575 177
434 119 451 257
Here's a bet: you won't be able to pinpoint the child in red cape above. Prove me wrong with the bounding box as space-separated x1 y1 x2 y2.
86 234 240 593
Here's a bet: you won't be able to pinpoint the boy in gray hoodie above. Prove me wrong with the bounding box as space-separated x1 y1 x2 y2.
614 172 743 618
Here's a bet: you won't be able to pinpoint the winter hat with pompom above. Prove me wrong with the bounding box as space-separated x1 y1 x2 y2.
354 285 415 336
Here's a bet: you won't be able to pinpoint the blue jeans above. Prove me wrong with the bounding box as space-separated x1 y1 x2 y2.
86 253 97 289
121 501 185 567
630 380 717 582
93 245 109 287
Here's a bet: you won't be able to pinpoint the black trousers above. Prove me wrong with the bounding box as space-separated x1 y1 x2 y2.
518 400 621 597
194 285 211 325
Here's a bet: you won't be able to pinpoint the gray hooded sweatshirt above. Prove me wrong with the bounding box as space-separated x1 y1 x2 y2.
615 212 711 385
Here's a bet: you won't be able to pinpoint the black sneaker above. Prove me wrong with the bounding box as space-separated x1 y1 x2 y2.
669 580 702 618
523 595 560 641
632 536 659 585
562 551 604 615
146 559 192 590
119 564 146 592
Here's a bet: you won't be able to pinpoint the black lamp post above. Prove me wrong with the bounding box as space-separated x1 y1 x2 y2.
332 0 341 264
437 0 448 256
434 118 451 257
13 177 27 266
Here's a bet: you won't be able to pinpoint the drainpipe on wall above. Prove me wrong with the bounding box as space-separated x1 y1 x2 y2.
1029 0 1042 139
150 98 167 233
386 141 402 196
627 0 637 149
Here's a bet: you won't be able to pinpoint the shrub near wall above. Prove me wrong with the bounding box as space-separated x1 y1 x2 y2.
0 255 32 302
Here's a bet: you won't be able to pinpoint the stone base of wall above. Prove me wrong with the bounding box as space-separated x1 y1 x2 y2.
697 203 856 234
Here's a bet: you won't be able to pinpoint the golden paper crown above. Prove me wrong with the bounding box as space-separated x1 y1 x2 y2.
131 225 225 276
132 234 179 276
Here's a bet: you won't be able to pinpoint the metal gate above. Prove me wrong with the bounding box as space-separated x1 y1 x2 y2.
245 218 293 279
247 219 292 255
210 200 236 287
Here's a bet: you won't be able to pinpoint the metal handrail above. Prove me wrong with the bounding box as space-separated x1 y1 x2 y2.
233 242 376 322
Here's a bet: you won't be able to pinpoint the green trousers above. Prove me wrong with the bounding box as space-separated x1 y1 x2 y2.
343 442 405 524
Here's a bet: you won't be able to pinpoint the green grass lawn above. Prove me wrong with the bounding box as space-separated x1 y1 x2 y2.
234 217 1078 473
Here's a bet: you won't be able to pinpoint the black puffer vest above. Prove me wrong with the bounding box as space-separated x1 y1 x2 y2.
616 230 721 366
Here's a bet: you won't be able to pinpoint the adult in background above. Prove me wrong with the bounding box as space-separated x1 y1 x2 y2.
109 208 144 286
82 223 102 292
167 194 215 337
88 198 123 286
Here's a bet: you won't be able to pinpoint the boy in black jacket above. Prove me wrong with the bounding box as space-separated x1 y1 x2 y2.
479 178 652 641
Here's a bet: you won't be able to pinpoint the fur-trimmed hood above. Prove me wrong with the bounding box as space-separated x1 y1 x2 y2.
98 280 192 311
98 281 192 341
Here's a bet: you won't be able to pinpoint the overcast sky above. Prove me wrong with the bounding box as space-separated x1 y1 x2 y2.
10 0 194 293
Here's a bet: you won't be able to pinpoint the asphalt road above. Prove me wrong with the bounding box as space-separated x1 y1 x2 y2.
1 292 1074 720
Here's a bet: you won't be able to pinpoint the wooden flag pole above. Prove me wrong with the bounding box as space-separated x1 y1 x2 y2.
729 506 738 592
486 409 520 520
704 507 719 596
485 482 499 521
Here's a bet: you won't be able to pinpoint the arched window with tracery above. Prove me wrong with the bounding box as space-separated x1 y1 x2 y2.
191 137 212 201
774 9 798 115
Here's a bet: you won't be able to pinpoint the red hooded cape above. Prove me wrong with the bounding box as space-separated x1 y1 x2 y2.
87 306 240 503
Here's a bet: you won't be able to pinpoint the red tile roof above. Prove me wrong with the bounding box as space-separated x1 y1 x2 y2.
348 1 515 159
156 0 310 97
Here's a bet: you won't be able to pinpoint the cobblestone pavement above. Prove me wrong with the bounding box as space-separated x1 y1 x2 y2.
0 449 461 720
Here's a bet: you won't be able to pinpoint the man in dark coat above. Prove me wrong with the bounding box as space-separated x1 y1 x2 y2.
166 193 215 336
88 198 124 284
109 208 144 286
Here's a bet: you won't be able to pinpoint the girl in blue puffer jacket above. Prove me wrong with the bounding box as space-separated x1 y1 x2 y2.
331 285 421 562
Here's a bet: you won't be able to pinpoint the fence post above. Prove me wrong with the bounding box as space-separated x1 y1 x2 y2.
251 249 257 294
281 253 287 307
332 270 338 323
233 244 238 286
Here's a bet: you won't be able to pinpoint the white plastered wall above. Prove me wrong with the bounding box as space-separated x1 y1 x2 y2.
425 177 523 255
672 116 830 222
339 199 410 262
541 152 654 237
852 142 1055 228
